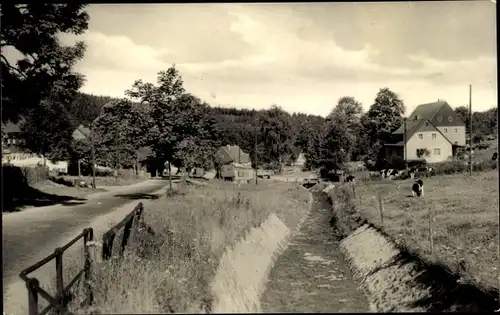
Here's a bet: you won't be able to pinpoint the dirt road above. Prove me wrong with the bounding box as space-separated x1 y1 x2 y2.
2 179 172 282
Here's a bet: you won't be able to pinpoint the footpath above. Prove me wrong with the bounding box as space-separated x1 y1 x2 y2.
260 191 370 312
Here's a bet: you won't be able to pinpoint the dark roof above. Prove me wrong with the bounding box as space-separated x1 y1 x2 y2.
218 145 251 164
408 101 445 121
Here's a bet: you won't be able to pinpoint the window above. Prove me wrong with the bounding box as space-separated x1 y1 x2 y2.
425 121 429 126
437 116 443 122
454 141 458 145
7 139 11 144
418 133 423 139
12 139 16 144
434 148 441 155
432 133 436 140
444 128 448 133
448 116 453 122
414 116 418 121
454 128 458 133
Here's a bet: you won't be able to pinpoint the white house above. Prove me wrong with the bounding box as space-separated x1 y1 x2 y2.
385 100 466 164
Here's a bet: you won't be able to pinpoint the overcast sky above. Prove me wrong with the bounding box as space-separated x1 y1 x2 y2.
60 2 496 116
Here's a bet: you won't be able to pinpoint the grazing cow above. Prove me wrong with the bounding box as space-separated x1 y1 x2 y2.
492 152 498 161
412 179 424 197
345 175 356 183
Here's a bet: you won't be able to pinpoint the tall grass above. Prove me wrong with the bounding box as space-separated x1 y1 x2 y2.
55 181 309 313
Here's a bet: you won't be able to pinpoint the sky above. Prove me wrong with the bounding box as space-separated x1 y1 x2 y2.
60 2 497 117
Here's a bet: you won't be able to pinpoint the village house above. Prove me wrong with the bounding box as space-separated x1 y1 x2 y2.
3 121 93 174
385 100 466 164
216 144 255 182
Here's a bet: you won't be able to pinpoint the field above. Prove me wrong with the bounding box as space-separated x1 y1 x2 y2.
58 180 310 313
354 170 499 290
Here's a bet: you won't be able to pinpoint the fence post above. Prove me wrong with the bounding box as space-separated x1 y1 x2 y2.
102 232 116 260
428 204 434 255
54 247 65 313
378 194 384 225
27 278 40 315
351 183 356 198
120 215 135 256
83 228 94 305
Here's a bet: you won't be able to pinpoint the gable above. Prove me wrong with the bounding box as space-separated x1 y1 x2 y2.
409 121 453 146
429 102 465 127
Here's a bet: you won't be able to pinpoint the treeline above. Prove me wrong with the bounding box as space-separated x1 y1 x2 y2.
2 4 497 177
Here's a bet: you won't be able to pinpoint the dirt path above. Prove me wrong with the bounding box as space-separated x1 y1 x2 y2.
260 192 370 312
2 179 171 282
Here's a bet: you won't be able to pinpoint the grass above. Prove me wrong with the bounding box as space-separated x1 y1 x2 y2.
349 170 499 291
53 180 309 313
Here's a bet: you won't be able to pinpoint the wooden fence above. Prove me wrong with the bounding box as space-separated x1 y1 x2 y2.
19 202 145 315
19 228 94 315
101 202 144 260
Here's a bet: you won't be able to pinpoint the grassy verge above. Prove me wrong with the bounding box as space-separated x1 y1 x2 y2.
57 180 309 313
330 170 499 292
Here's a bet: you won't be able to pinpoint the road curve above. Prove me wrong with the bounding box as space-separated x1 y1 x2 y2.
2 179 171 281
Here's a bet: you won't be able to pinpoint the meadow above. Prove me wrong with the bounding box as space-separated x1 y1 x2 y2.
353 170 499 290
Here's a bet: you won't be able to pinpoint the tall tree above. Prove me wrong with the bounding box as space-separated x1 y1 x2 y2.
259 105 293 171
1 4 89 123
326 97 364 162
126 66 219 187
92 99 153 173
362 88 406 167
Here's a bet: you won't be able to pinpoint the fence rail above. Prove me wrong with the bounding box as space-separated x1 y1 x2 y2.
102 202 144 260
19 202 145 315
19 228 94 315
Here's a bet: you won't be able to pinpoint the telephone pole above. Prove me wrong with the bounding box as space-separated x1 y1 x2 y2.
403 117 407 170
469 84 473 176
254 133 258 185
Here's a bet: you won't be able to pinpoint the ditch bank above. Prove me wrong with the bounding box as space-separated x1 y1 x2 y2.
207 186 313 313
323 184 499 312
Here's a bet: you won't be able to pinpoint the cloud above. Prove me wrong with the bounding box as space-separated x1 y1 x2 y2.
60 31 169 72
58 3 496 116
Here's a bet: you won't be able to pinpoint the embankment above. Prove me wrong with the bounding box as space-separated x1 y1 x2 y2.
208 186 313 313
323 183 499 312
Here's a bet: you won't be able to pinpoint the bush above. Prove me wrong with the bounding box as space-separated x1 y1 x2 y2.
431 160 497 176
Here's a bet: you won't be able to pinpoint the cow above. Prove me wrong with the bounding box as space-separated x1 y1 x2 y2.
412 179 424 197
345 175 356 183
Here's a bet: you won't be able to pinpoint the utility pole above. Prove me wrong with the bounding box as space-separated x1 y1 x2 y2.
469 84 473 176
403 117 407 170
91 132 96 189
254 133 258 185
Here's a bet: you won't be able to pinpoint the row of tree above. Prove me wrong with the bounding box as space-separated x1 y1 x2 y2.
2 4 497 179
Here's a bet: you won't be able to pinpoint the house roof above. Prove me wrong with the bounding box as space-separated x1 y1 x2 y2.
218 145 251 164
3 121 23 133
408 101 445 121
392 101 457 144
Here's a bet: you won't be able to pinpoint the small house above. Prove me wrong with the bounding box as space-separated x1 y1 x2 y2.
216 145 255 182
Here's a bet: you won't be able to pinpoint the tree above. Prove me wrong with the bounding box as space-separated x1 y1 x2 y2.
92 99 153 174
455 106 469 127
1 4 89 123
326 97 364 162
259 105 293 172
362 88 406 168
126 66 219 188
21 99 75 163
